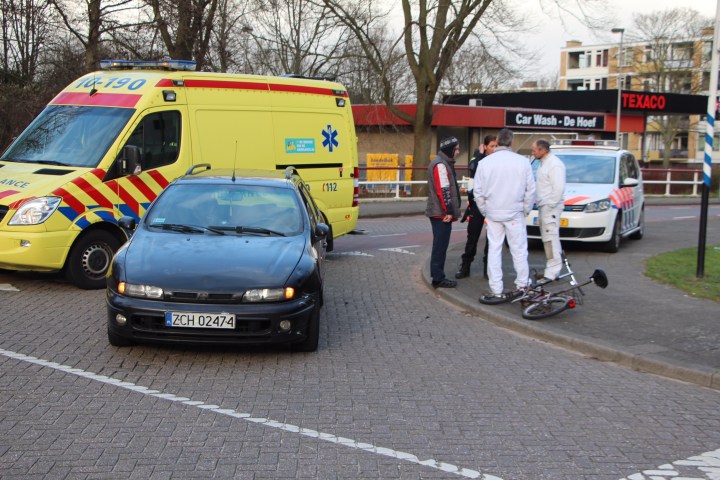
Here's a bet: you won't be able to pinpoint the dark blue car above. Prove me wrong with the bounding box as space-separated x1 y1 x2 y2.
106 166 329 351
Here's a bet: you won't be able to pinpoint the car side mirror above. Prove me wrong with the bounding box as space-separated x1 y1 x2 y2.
622 177 639 187
314 223 329 240
121 145 142 176
118 215 137 236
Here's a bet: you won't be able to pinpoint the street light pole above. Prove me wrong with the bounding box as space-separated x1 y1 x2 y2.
612 27 625 143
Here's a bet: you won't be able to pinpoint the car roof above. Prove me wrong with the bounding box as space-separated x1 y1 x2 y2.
174 168 303 189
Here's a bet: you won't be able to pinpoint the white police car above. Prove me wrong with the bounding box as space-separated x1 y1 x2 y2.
526 140 644 253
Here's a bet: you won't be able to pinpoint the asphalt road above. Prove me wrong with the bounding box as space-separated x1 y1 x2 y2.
1 204 720 479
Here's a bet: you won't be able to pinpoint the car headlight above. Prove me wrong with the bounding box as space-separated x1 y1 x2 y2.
584 199 611 213
8 196 61 225
243 287 294 302
118 282 164 299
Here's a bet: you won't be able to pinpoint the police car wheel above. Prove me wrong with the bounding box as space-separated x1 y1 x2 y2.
603 215 622 253
66 230 122 290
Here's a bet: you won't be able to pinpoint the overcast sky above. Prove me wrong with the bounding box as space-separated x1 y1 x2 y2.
526 0 718 79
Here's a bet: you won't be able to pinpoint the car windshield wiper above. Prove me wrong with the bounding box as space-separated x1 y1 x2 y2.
148 223 226 235
208 225 286 236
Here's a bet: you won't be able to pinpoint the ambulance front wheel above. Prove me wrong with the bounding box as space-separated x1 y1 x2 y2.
66 230 123 290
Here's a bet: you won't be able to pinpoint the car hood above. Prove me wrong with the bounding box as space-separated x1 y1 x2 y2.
563 184 615 206
0 162 83 206
123 232 305 291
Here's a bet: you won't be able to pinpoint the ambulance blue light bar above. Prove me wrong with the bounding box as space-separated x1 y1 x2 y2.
100 59 197 71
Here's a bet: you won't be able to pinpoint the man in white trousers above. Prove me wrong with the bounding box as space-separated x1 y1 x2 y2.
473 128 536 301
531 139 566 281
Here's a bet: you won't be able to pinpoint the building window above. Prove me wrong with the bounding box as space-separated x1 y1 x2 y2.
602 49 609 67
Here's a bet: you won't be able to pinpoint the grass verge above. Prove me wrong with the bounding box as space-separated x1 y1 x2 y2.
645 244 720 302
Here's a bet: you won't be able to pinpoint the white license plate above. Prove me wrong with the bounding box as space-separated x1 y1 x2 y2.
165 312 235 329
533 217 569 227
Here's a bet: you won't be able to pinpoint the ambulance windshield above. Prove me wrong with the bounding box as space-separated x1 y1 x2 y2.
0 105 134 168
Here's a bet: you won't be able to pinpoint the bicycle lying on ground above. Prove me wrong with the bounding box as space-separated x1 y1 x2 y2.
478 252 609 320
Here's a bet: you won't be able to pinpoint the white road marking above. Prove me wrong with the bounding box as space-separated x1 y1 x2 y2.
0 347 501 480
0 283 19 291
329 251 374 257
369 233 407 238
673 216 697 220
379 245 421 255
619 447 720 479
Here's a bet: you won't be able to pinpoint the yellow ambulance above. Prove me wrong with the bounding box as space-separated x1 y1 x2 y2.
0 60 359 289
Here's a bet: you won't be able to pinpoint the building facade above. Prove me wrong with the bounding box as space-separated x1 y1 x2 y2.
560 28 718 164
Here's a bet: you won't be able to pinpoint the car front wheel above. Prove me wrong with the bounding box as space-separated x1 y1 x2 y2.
603 215 622 253
293 306 320 352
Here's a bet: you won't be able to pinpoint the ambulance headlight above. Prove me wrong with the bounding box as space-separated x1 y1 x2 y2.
8 196 62 225
584 199 611 213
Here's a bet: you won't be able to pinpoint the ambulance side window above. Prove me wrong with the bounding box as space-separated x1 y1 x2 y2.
125 111 181 170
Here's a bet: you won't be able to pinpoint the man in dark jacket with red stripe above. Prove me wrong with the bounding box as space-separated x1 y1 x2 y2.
425 136 462 288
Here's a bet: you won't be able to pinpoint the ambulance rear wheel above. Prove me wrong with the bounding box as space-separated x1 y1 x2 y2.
66 230 122 290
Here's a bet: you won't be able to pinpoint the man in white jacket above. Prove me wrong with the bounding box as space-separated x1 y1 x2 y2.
532 139 566 281
473 128 536 300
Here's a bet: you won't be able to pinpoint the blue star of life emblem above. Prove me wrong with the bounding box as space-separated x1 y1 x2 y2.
322 125 338 152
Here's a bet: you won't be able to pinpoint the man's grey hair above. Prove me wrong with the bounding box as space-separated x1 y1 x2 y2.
497 128 514 147
535 139 551 151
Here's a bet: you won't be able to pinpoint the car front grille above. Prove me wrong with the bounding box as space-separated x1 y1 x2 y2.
564 205 585 212
164 290 244 304
0 205 8 223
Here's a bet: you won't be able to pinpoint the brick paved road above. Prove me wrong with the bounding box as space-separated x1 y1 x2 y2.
1 215 720 479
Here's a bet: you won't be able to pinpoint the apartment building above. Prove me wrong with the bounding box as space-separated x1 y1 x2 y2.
559 28 716 164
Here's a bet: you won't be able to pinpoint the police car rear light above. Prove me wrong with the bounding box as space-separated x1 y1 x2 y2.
553 139 619 147
100 59 197 71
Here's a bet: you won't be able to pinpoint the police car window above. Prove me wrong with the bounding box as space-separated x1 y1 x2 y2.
624 154 639 180
125 111 181 170
0 105 134 167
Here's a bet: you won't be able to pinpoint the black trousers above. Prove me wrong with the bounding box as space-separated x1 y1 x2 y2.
460 199 488 265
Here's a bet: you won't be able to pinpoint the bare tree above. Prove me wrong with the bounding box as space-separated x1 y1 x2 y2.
321 0 609 170
206 0 253 73
247 0 352 78
1 0 55 84
630 7 710 168
146 0 218 70
50 0 150 72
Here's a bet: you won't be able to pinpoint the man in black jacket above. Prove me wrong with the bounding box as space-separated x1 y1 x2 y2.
456 134 497 279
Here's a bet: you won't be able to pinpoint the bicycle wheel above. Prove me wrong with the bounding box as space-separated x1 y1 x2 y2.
522 296 571 320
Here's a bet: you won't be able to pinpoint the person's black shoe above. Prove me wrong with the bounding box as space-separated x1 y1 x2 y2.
432 278 457 289
455 262 470 279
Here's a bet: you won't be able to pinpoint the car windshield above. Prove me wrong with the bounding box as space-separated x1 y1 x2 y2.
0 105 134 167
145 183 305 236
532 153 617 184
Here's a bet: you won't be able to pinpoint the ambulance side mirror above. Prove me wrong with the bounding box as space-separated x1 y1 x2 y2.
121 145 142 176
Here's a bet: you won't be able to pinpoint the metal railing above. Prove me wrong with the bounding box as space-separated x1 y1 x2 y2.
358 166 708 198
